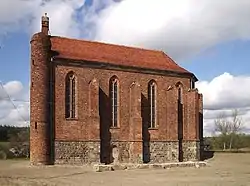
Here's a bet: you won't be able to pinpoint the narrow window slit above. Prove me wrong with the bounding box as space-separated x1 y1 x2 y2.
65 72 76 119
148 81 157 128
110 77 119 127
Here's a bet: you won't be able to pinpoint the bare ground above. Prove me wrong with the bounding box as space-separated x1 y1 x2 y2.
0 153 250 186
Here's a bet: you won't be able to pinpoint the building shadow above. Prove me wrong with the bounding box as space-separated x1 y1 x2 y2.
141 93 150 163
199 111 205 161
202 150 215 160
178 96 183 162
99 88 111 164
49 62 55 165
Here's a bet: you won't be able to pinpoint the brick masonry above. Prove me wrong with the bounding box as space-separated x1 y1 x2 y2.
30 32 52 165
30 17 203 165
30 52 203 165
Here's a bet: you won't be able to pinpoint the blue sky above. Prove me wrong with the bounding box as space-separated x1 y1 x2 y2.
0 0 250 136
182 40 250 81
0 32 30 86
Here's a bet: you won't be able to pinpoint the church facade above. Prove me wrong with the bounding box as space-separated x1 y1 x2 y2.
30 14 203 165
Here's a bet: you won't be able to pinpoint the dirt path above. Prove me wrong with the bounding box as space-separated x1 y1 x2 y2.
0 153 250 186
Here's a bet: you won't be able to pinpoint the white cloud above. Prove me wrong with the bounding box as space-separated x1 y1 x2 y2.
0 81 23 98
1 0 250 60
93 0 250 60
0 0 86 38
196 73 250 136
197 73 250 110
0 81 29 127
30 0 87 37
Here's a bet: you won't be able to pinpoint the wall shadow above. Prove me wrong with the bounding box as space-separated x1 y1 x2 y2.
99 88 111 164
178 97 183 162
202 150 215 160
49 62 55 165
141 93 150 163
199 112 204 160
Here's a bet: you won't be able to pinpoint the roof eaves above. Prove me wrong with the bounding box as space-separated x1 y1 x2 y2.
53 57 195 79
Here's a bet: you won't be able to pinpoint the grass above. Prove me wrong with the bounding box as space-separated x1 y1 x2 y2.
0 142 10 148
208 149 250 153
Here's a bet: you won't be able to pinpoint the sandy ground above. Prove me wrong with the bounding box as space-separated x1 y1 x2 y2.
0 153 250 186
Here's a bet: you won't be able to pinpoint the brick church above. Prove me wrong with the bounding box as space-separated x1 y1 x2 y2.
30 14 203 165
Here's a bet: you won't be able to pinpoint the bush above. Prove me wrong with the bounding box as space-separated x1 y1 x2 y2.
0 142 15 159
0 150 7 159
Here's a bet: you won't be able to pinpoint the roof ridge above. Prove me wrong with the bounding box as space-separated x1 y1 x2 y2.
50 35 162 54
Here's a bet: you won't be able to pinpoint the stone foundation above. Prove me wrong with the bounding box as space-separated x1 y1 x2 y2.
110 141 179 164
53 140 200 165
54 141 100 164
182 141 200 161
110 141 143 164
149 141 179 163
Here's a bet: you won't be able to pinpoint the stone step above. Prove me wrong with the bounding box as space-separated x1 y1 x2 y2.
93 161 207 172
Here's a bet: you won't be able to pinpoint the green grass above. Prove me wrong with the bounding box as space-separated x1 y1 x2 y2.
0 142 10 148
211 149 250 153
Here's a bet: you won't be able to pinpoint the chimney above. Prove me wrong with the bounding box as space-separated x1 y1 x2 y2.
41 13 49 35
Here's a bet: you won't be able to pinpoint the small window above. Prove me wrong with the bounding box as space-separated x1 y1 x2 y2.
148 81 157 128
190 79 195 89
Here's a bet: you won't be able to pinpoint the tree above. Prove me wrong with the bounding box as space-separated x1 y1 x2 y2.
8 127 30 158
214 109 243 150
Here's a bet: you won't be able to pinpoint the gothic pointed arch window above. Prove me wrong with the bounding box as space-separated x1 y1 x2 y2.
176 82 183 104
110 76 119 127
148 80 157 128
65 71 76 119
178 86 182 103
176 82 183 139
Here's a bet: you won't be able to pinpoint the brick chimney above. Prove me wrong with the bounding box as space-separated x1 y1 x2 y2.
41 13 49 35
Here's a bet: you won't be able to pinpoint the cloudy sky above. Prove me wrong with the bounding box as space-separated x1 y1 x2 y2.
0 0 250 136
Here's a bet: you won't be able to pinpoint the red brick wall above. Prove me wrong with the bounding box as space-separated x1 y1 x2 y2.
53 65 198 142
30 33 203 164
30 33 51 165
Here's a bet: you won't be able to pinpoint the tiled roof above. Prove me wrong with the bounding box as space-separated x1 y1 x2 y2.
50 36 192 75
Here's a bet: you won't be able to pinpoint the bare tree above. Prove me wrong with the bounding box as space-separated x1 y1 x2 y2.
228 109 243 149
214 112 230 150
214 112 230 135
214 109 243 150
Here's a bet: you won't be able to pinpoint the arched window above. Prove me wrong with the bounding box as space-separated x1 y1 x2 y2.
178 87 182 103
190 78 195 89
148 81 157 128
65 72 76 119
176 83 183 139
176 82 183 104
110 76 119 127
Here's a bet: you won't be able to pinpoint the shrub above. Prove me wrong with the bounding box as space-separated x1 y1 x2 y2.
0 150 7 159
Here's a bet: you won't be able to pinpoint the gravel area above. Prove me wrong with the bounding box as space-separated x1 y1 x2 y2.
0 153 249 186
